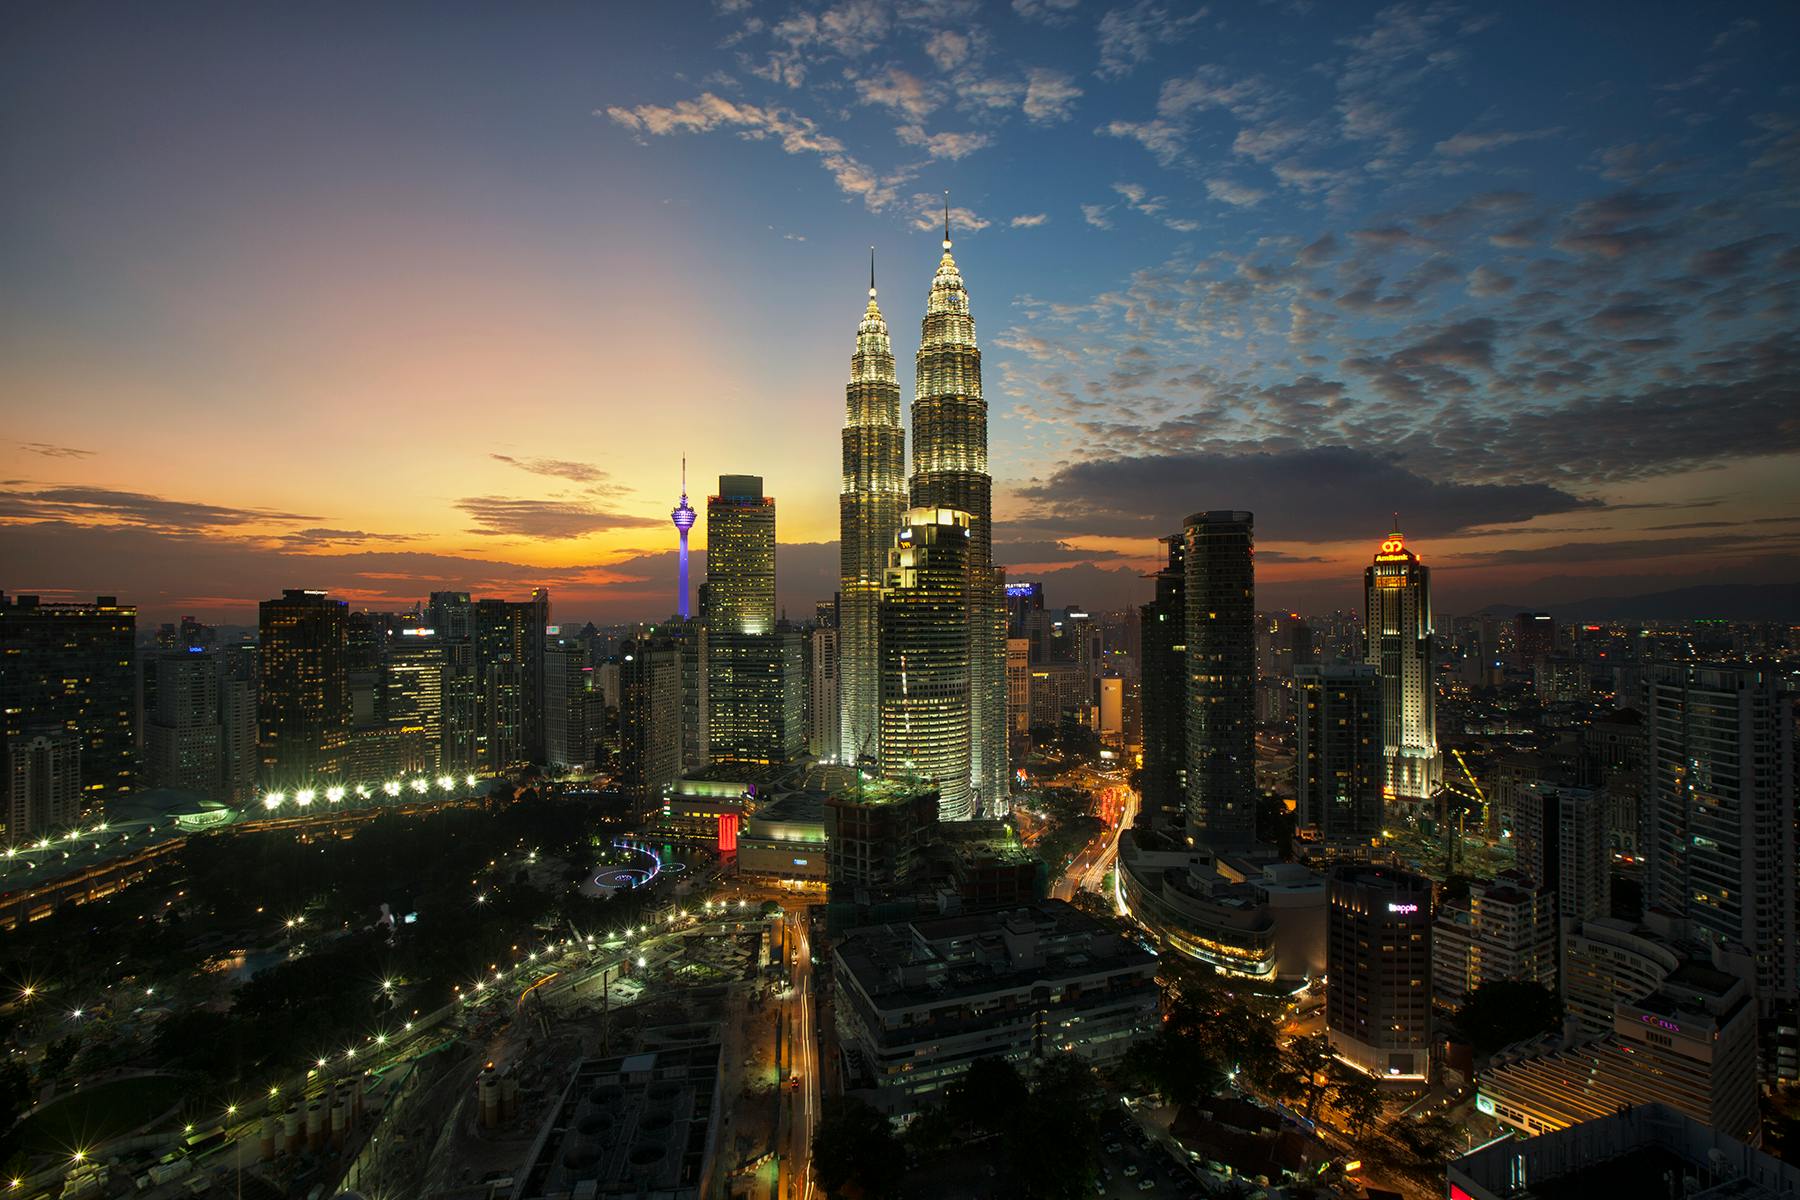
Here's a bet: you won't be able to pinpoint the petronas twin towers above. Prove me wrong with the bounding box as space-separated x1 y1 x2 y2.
839 210 1008 818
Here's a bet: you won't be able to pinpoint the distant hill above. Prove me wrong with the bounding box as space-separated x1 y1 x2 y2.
1476 582 1800 623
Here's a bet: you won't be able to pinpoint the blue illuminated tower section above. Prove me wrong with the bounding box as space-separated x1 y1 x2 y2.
671 457 697 620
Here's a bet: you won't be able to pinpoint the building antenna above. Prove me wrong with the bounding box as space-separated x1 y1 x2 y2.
869 246 876 298
943 190 952 249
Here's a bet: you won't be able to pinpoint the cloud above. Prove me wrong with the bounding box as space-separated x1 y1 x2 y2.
895 125 992 159
489 454 611 484
1011 213 1050 228
17 443 94 459
455 497 662 539
924 29 973 71
1435 127 1562 157
1013 447 1596 542
281 528 416 548
0 520 630 622
1022 68 1083 122
995 539 1125 564
1466 265 1515 297
854 66 938 121
1082 204 1114 229
909 193 990 233
604 91 904 209
1013 0 1081 24
0 485 317 531
1205 178 1268 207
1096 1 1205 80
1098 118 1187 166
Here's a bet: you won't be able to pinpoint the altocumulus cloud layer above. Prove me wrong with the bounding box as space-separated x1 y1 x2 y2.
3 2 1797 620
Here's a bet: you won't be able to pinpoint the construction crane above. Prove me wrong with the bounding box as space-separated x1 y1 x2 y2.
1440 749 1486 877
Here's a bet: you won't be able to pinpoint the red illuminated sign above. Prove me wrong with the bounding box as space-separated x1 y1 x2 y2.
717 812 739 854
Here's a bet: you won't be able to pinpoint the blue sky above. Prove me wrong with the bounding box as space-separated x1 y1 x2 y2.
3 1 1797 621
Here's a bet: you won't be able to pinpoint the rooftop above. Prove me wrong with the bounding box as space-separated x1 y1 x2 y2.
833 900 1157 1011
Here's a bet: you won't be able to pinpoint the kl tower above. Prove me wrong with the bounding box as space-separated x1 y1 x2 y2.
671 456 697 619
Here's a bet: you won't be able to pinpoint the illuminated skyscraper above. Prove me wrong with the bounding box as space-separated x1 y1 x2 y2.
707 475 776 636
839 252 906 766
258 589 349 785
706 475 801 764
1363 527 1438 802
1 592 137 803
671 458 697 620
1184 511 1256 849
386 628 446 772
1327 865 1433 1082
879 507 972 819
910 201 1007 812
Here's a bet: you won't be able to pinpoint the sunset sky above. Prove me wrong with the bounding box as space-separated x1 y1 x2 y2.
4 2 1797 625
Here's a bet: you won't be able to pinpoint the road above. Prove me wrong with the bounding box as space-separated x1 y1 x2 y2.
1051 777 1138 901
778 909 820 1200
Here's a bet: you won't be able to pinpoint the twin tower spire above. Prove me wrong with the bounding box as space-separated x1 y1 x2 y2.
838 198 1007 817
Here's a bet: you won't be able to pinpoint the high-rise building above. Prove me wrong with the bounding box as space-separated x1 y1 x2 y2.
707 475 776 636
386 628 446 772
3 733 81 839
145 651 223 797
1327 865 1433 1082
427 591 478 772
1183 511 1256 849
1295 664 1384 846
666 618 709 771
543 635 592 769
475 597 529 770
1433 870 1558 1011
706 475 801 765
671 458 697 621
839 258 906 766
1515 611 1556 667
1005 636 1030 756
1644 663 1796 1058
1364 527 1438 803
1 592 137 804
218 645 259 803
1514 782 1609 926
879 507 973 819
809 625 840 760
1139 535 1186 834
909 209 1007 812
824 777 939 894
617 638 682 822
258 589 349 786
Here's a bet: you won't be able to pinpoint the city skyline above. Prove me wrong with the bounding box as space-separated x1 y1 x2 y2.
4 3 1799 625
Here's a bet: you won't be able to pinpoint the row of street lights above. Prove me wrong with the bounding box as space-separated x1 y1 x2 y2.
261 773 481 810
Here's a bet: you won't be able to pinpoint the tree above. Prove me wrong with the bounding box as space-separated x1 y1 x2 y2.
943 1057 1028 1137
1392 1112 1459 1165
1004 1057 1103 1200
0 1060 32 1136
38 1035 79 1083
813 1096 904 1199
1457 980 1563 1056
1284 1034 1333 1119
1332 1074 1385 1137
